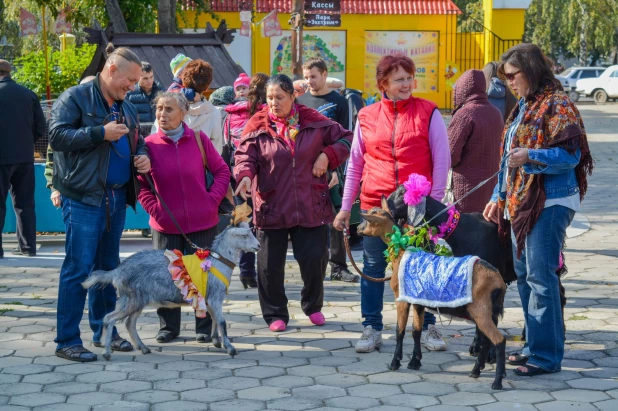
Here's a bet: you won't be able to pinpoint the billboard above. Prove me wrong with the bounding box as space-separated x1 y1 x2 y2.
364 31 439 95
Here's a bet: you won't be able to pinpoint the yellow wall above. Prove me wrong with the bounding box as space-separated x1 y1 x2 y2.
491 10 525 40
180 11 458 108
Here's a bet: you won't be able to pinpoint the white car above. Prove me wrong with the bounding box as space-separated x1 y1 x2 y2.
576 65 618 103
555 67 604 101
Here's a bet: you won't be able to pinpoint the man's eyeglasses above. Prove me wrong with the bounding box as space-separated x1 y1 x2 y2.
504 70 521 81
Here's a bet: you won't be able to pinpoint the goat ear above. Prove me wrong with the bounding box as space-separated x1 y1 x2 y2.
360 212 378 223
381 195 393 218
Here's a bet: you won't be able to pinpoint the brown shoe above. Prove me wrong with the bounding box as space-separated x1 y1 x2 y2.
55 345 97 362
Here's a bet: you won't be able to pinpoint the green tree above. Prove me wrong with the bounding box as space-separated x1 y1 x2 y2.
452 0 484 32
12 44 97 96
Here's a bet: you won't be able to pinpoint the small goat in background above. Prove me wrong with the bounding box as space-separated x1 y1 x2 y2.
83 221 260 360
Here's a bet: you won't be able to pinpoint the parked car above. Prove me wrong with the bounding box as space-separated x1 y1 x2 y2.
576 65 618 104
556 66 605 101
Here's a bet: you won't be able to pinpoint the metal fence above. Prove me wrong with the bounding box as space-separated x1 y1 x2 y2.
443 12 522 112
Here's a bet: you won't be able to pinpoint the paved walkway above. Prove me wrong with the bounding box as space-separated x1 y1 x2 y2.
1 103 617 411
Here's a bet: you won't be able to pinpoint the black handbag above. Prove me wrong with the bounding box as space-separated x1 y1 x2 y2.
193 130 235 215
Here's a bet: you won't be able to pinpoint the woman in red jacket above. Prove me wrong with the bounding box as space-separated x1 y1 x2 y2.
137 91 230 343
234 74 353 332
334 54 451 354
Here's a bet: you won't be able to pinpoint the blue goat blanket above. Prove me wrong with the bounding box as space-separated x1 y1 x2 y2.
396 249 479 308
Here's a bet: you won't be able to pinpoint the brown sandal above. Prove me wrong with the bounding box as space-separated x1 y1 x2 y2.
56 345 97 362
93 336 133 352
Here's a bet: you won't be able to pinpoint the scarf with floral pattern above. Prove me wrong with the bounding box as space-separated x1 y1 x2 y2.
268 104 300 155
498 83 593 257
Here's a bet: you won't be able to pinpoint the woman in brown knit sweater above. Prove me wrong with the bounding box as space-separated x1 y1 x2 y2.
448 69 504 213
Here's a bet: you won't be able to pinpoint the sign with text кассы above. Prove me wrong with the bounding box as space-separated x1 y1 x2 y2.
304 14 341 27
304 0 341 13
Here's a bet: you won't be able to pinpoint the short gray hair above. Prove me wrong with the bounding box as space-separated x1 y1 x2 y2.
153 91 189 114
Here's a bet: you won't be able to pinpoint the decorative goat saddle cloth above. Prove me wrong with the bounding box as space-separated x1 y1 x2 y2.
396 249 479 308
165 249 229 318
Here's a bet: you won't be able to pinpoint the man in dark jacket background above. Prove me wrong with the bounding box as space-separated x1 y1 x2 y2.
48 46 150 362
126 61 161 123
0 59 46 259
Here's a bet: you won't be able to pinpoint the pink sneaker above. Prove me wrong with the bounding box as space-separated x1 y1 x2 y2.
269 320 286 332
308 312 325 326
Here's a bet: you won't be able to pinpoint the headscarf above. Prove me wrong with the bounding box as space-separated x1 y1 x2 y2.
268 104 300 155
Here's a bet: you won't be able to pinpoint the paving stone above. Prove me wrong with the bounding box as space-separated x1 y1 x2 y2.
384 393 441 408
1 364 52 375
325 396 381 409
291 384 346 399
367 371 422 385
536 401 598 411
105 362 156 372
0 382 42 395
338 361 386 376
55 363 104 374
567 377 618 390
262 375 313 389
314 373 367 388
153 378 206 392
181 387 236 402
44 382 98 394
0 395 7 405
235 365 286 378
33 404 90 411
258 357 309 368
347 383 402 398
266 396 322 410
100 379 152 393
477 404 537 411
579 367 618 379
238 386 291 401
9 392 66 407
550 388 610 402
401 381 457 396
420 406 475 411
0 407 29 411
509 378 570 391
494 390 553 403
128 369 180 381
125 390 179 404
288 365 336 377
76 371 126 384
210 398 266 411
67 392 123 405
92 401 150 411
209 358 257 370
0 356 33 368
0 374 21 384
439 392 495 406
152 401 209 411
209 376 260 389
595 399 618 411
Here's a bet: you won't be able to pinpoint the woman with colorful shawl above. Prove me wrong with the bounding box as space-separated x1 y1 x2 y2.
483 44 593 377
234 75 353 332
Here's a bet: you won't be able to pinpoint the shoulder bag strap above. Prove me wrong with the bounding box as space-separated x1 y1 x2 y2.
193 129 209 171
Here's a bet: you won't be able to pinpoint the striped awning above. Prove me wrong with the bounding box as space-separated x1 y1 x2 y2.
188 1 461 15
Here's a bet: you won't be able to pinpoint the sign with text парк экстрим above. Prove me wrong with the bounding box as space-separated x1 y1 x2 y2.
304 0 341 13
304 14 341 27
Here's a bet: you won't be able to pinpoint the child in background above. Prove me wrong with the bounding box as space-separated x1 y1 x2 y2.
234 73 250 99
168 53 197 102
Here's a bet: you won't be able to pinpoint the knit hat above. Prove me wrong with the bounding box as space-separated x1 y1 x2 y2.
234 73 250 90
170 53 192 78
209 86 236 107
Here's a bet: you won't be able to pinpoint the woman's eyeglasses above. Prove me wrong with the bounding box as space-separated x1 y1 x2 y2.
504 70 521 81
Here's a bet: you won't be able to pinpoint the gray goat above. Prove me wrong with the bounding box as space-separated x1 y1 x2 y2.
82 222 260 360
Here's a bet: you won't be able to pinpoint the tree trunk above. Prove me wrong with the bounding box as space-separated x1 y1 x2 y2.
158 0 178 34
576 0 587 66
105 0 128 32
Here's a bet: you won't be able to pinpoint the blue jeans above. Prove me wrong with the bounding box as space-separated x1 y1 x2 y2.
513 205 575 372
55 189 126 349
361 235 435 331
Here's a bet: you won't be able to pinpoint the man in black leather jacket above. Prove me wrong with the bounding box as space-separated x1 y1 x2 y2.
49 47 151 362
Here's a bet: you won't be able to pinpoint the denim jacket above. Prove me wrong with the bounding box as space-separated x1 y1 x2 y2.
491 106 582 204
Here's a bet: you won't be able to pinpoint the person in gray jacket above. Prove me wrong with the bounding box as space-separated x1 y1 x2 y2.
483 61 517 122
48 45 150 362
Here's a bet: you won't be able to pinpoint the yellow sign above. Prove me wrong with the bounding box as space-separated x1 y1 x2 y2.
364 31 439 96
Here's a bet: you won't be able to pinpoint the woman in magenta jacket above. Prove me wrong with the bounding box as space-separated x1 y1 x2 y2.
137 91 230 344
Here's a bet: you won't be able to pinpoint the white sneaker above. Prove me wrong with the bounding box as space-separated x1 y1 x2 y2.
355 325 383 353
422 325 447 351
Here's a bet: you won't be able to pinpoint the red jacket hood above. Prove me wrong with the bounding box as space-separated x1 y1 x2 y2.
225 100 250 114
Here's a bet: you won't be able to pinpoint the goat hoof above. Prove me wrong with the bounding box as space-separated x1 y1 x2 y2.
227 347 237 357
469 371 480 379
407 360 422 370
141 347 151 355
491 382 503 390
103 353 111 361
213 339 222 349
389 361 401 371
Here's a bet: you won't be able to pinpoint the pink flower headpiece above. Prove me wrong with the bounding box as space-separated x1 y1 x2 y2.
403 174 432 206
